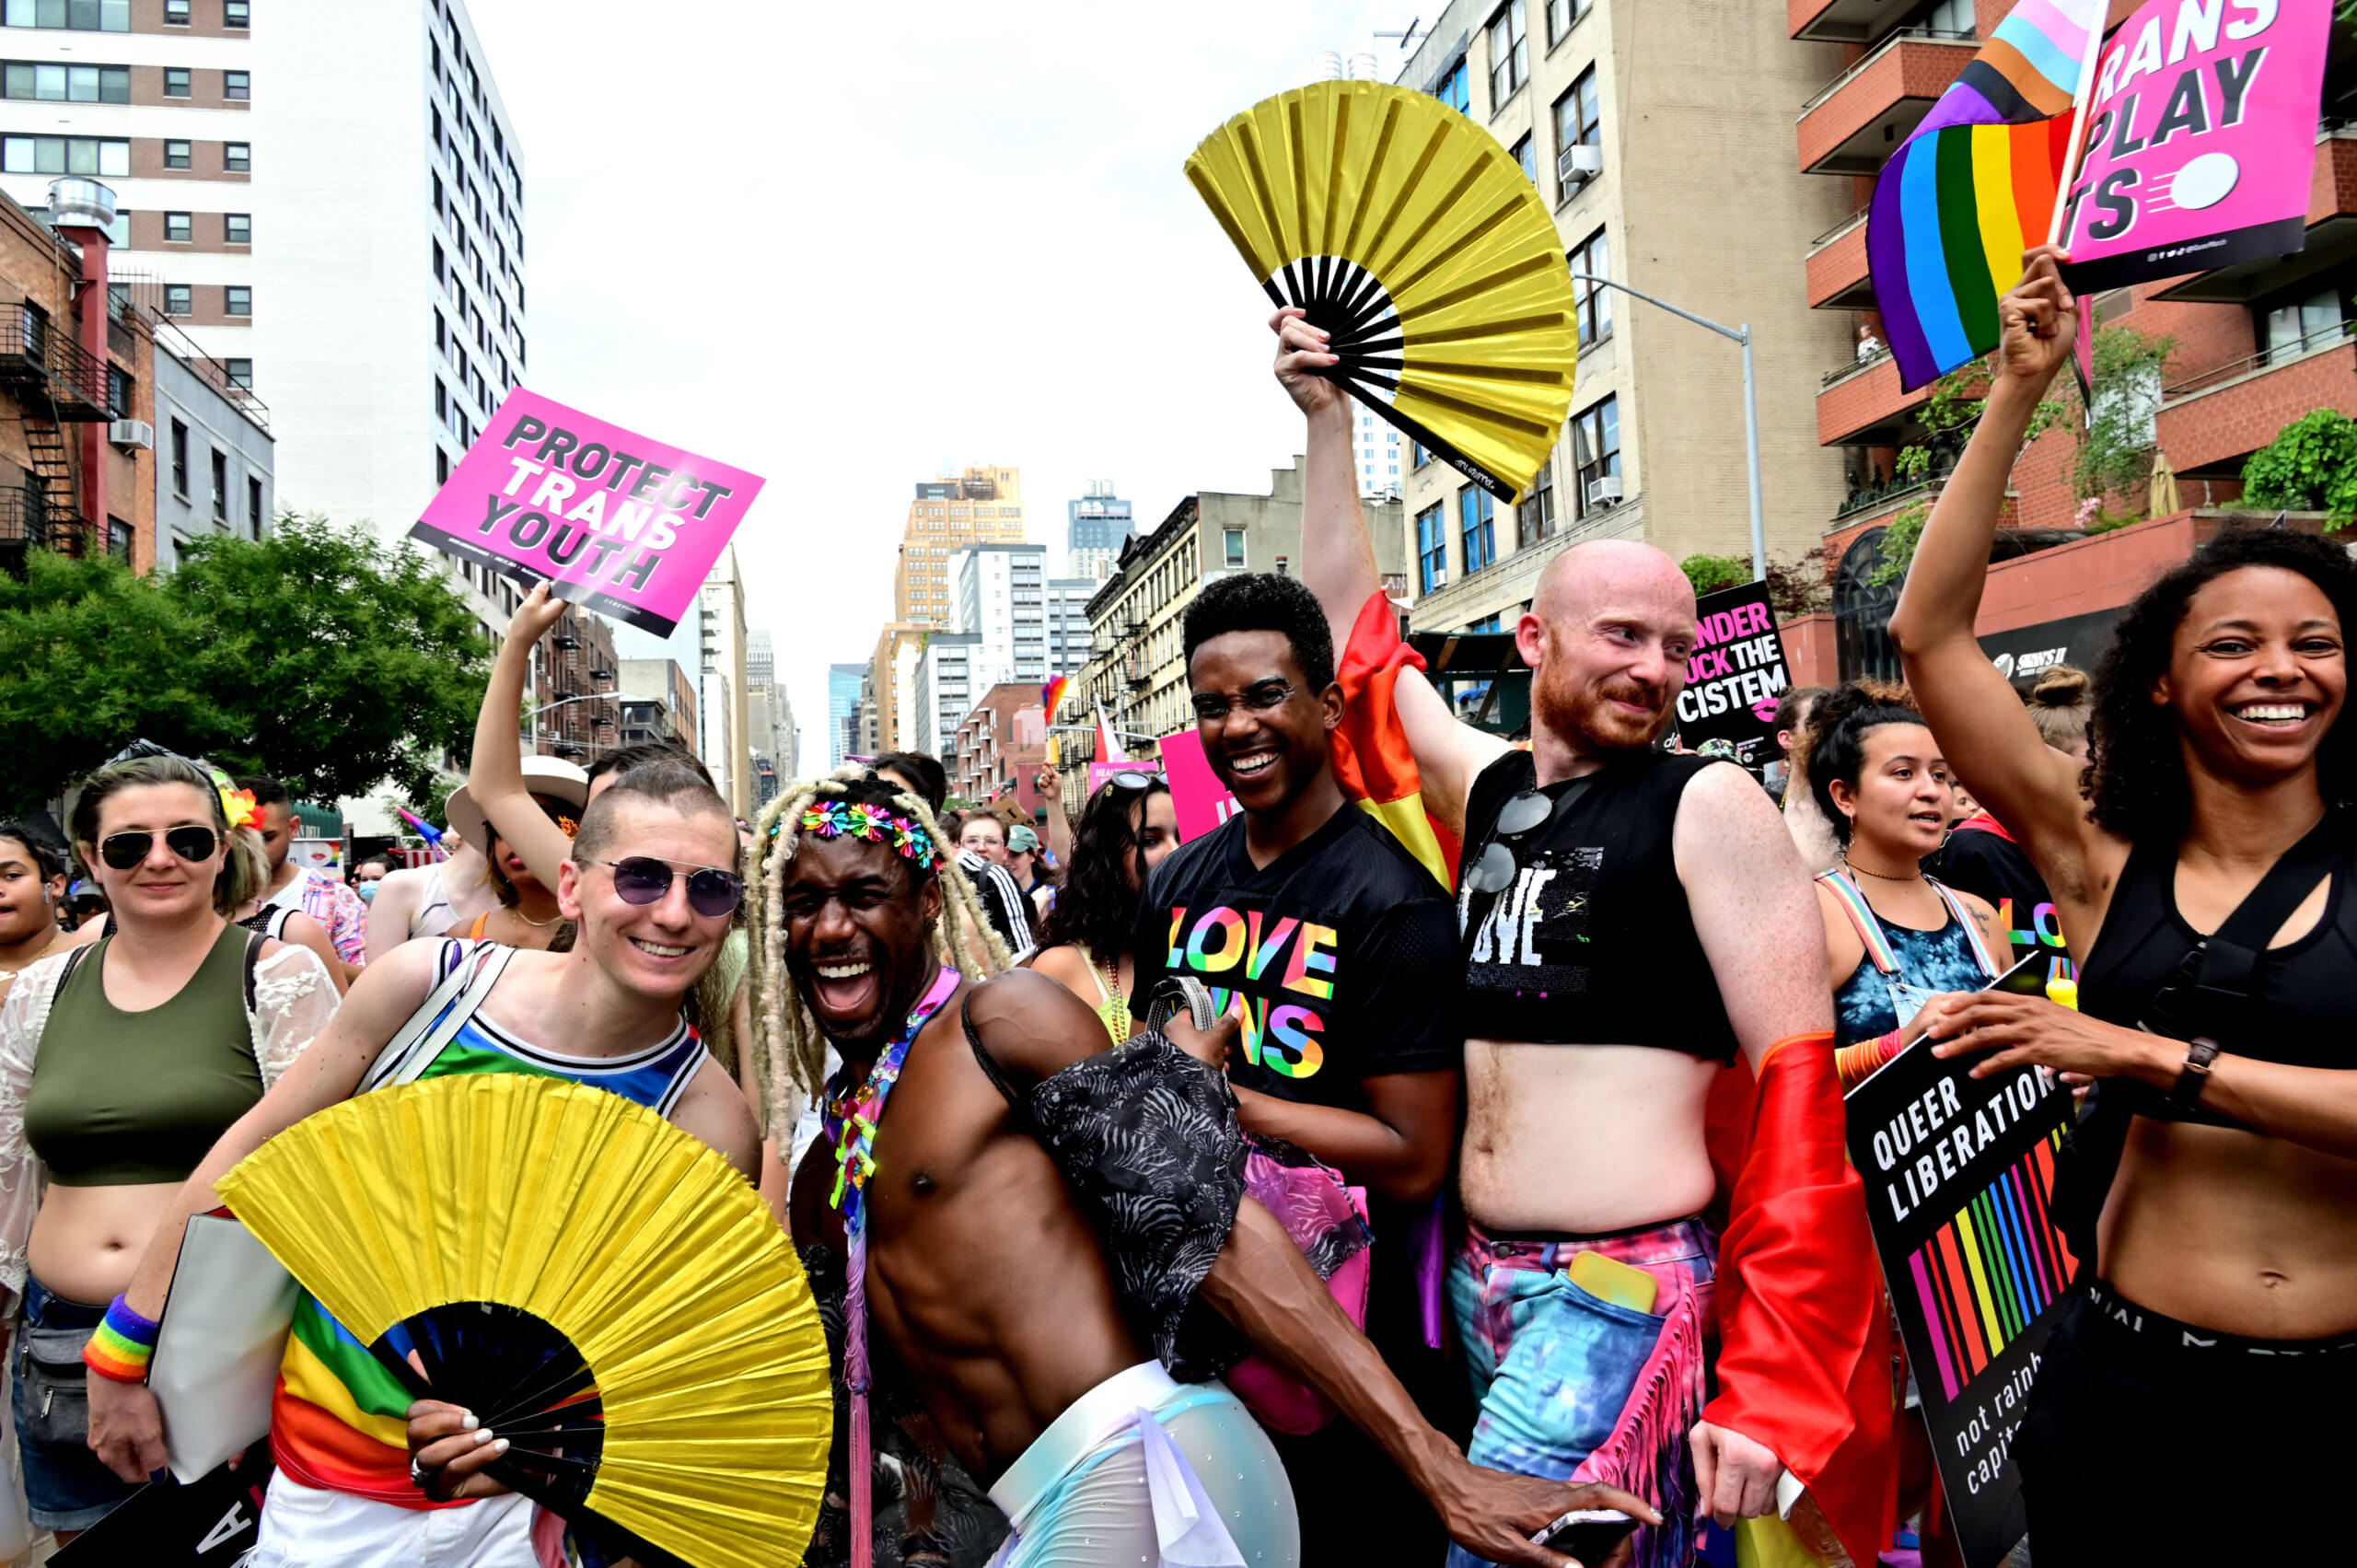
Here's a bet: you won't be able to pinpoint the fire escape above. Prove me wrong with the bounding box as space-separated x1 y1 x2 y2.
0 299 110 573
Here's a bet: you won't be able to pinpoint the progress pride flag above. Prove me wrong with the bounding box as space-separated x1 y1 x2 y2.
411 389 764 636
2059 0 2330 290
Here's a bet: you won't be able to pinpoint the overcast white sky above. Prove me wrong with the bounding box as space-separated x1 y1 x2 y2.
467 0 1407 766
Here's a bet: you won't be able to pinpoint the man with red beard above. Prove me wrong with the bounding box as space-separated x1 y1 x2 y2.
1277 310 1882 1568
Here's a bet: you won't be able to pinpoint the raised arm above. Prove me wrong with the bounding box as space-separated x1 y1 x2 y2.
86 942 442 1482
1887 249 2096 895
1036 764 1073 866
1280 311 1508 832
468 585 575 889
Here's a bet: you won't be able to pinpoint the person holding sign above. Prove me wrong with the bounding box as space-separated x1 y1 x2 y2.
1804 684 2011 1089
1890 245 2357 1566
1278 309 1888 1568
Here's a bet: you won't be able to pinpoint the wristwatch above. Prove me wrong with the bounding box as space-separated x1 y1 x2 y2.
2168 1036 2221 1110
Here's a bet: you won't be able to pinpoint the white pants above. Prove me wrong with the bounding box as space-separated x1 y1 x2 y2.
248 1471 541 1568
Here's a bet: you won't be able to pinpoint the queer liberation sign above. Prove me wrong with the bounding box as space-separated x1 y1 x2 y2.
411 390 764 637
1671 580 1791 770
1844 1041 2077 1568
2059 0 2330 291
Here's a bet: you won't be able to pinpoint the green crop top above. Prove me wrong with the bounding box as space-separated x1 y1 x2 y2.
24 925 266 1187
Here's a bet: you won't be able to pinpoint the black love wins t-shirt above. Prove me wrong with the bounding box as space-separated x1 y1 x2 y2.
1132 806 1461 1109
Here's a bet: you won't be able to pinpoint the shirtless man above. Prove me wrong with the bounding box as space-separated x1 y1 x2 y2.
418 772 1649 1566
1277 311 1875 1564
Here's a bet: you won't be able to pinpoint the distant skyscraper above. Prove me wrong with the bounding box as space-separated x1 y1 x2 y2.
1353 409 1403 498
1066 482 1132 581
827 663 865 772
895 466 1024 627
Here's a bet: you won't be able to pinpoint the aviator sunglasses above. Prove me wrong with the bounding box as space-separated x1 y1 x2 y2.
594 855 743 918
1461 777 1596 895
99 825 219 871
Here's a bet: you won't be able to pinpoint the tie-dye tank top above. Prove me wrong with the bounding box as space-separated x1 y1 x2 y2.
268 940 707 1507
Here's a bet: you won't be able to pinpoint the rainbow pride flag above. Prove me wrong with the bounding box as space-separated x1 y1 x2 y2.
1040 674 1069 720
1866 0 2104 389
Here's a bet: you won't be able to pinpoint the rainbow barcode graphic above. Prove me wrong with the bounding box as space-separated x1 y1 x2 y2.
1905 1129 2078 1400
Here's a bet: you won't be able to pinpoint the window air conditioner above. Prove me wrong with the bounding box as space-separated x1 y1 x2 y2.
108 418 153 450
1585 476 1623 507
1557 144 1602 191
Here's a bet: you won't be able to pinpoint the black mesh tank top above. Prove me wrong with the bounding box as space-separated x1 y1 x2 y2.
1455 749 1738 1063
2078 824 2357 1127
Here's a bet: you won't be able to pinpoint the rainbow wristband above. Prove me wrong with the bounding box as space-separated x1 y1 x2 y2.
82 1295 158 1385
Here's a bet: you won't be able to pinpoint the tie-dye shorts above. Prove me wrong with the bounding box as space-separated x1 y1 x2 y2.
1446 1217 1716 1568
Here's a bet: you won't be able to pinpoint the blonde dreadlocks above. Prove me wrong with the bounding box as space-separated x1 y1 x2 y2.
747 768 1012 1140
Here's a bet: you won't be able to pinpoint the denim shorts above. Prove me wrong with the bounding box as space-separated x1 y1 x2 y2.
12 1274 146 1532
1446 1218 1715 1568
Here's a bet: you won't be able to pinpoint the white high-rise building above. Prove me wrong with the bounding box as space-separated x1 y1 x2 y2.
0 0 529 635
1353 406 1402 499
949 541 1047 694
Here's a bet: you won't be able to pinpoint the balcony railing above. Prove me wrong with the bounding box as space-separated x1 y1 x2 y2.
1823 344 1893 388
1810 206 1869 253
0 308 108 419
1798 26 1975 116
2163 321 2354 402
0 484 53 550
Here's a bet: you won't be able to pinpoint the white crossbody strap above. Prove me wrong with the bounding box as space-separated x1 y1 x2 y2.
359 941 516 1093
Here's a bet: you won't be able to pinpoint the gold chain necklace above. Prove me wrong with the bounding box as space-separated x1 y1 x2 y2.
1840 854 1922 884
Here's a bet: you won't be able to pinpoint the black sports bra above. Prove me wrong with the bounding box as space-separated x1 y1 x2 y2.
1454 750 1738 1064
2078 825 2357 1127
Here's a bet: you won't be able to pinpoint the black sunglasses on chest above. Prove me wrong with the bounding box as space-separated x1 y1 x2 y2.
1462 777 1596 895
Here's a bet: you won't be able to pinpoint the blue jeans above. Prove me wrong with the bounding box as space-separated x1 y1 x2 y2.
12 1274 147 1533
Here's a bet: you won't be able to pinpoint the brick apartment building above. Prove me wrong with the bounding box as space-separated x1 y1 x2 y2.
1792 0 2356 684
949 680 1049 819
0 180 153 573
528 599 617 762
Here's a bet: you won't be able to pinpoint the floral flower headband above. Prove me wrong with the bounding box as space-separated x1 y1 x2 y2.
798 800 942 871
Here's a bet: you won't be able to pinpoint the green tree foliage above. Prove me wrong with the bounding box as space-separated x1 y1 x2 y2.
0 513 488 814
2241 410 2357 529
2074 324 2177 505
1678 550 1832 620
1678 553 1749 596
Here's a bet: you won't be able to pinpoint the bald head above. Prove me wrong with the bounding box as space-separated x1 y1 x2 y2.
1521 540 1699 755
1530 539 1697 627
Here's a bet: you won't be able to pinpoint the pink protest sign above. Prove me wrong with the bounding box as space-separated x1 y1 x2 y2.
410 389 764 637
1087 761 1158 798
2059 0 2330 291
1155 730 1240 843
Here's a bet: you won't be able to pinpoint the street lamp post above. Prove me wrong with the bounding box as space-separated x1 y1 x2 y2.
1568 272 1766 584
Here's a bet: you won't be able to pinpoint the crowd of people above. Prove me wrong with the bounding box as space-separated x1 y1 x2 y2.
0 250 2330 1568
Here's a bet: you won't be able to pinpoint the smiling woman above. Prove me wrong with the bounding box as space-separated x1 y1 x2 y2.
1887 247 2357 1562
0 748 335 1540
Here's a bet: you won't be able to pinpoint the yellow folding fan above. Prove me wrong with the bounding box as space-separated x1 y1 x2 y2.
1186 79 1580 502
215 1074 830 1568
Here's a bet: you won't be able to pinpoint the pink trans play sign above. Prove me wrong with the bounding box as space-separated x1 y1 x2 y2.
2059 0 2330 291
410 389 765 637
1155 730 1240 842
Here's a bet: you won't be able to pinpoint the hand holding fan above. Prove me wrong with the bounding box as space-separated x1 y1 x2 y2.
215 1074 830 1568
1186 80 1580 501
